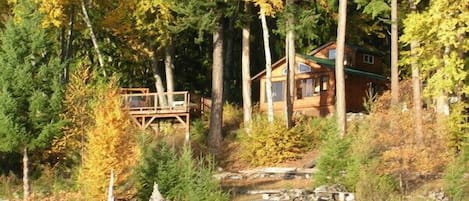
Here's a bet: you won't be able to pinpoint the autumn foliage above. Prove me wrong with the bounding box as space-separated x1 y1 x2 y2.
78 78 139 201
50 63 94 166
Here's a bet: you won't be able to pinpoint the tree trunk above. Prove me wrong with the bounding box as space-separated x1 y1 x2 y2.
242 4 252 129
63 5 75 83
285 0 295 129
409 1 423 142
224 17 235 102
165 41 175 107
80 0 105 76
436 46 451 118
23 147 29 201
64 6 75 81
208 21 224 155
152 51 168 107
260 12 274 123
390 0 399 105
411 41 423 142
335 0 347 136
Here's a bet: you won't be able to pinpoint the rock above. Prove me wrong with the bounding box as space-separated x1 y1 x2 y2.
428 190 449 201
149 183 165 201
303 160 317 168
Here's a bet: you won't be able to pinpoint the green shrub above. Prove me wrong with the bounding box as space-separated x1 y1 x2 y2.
313 133 351 187
136 138 228 201
300 116 337 148
354 167 398 201
190 118 209 148
444 154 469 201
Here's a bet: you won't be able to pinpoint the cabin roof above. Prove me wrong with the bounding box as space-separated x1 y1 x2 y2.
308 41 385 56
251 54 387 81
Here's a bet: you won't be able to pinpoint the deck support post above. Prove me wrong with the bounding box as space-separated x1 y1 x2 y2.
122 91 191 143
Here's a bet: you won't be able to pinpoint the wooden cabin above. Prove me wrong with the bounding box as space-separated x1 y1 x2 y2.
252 42 388 116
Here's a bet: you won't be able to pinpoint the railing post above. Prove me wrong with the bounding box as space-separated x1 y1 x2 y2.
185 92 188 112
153 93 158 111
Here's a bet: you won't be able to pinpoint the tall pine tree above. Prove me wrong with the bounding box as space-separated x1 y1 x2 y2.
0 1 64 200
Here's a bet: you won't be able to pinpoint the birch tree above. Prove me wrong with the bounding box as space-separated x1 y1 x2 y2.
335 0 347 136
242 2 253 128
80 0 105 76
247 0 283 122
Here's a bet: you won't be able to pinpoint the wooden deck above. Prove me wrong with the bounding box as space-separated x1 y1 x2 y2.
121 90 191 141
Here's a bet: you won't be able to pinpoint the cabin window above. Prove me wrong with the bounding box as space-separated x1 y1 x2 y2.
363 54 374 64
314 77 321 93
321 75 329 91
296 78 314 99
328 49 336 59
265 81 284 102
298 63 312 73
282 67 287 75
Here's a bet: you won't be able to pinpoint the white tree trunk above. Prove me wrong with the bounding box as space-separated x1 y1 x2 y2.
107 170 114 201
391 0 399 105
23 147 29 201
165 42 175 107
260 12 274 123
436 46 451 117
80 0 105 76
242 10 252 128
152 51 168 107
208 22 224 154
335 0 347 136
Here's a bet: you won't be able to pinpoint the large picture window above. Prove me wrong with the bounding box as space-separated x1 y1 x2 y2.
265 81 284 102
296 75 329 99
296 78 314 99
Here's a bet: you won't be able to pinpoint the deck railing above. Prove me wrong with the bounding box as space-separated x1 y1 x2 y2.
121 91 190 114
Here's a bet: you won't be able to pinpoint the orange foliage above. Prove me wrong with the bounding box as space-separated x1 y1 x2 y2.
367 80 451 187
49 64 94 163
78 78 139 201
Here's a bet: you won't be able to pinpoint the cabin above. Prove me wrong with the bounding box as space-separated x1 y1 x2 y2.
252 42 388 116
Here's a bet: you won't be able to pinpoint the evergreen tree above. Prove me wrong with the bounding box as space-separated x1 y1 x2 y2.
0 1 64 199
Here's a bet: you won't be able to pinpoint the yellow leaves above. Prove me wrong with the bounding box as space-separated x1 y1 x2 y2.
401 0 468 99
239 116 317 166
35 0 75 27
133 0 174 45
49 64 94 161
78 78 139 201
246 0 283 16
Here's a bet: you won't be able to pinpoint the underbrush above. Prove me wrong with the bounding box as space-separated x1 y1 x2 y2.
238 115 336 166
135 136 228 201
313 84 467 200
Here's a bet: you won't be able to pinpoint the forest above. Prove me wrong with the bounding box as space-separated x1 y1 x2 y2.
0 0 467 200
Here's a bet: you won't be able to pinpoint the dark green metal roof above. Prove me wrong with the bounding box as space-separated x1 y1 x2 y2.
299 54 387 81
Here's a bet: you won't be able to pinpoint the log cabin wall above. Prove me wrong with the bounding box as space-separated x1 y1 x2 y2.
255 42 387 117
258 56 336 117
